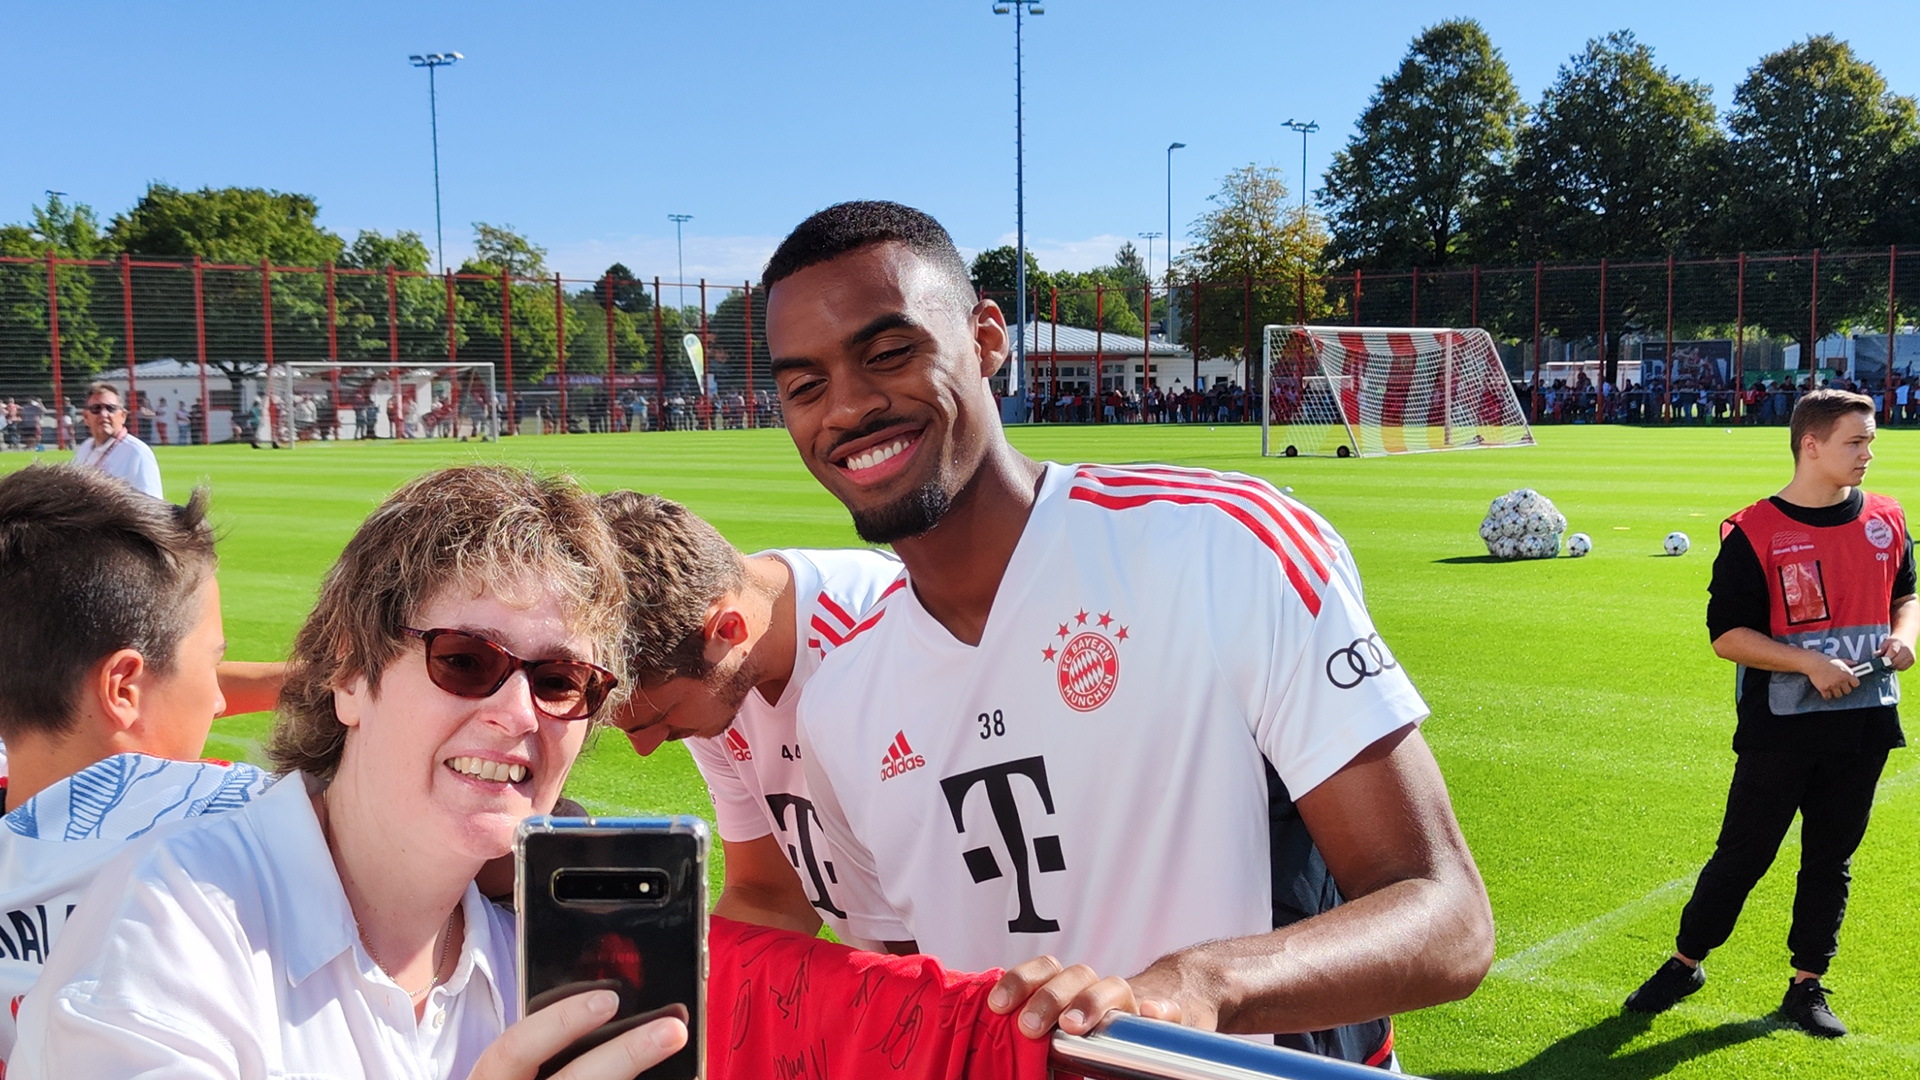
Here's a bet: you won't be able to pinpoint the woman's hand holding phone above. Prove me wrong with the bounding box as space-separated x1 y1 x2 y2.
469 989 686 1080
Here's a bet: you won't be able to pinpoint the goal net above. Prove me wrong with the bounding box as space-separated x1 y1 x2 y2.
1262 325 1533 458
266 362 498 445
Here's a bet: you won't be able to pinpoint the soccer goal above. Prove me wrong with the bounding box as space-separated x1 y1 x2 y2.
1261 325 1534 458
266 362 498 444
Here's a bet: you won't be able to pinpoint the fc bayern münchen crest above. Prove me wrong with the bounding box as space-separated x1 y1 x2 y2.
1041 609 1126 712
1865 516 1895 550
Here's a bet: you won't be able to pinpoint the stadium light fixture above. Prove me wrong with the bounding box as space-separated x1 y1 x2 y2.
1165 142 1184 290
994 0 1043 407
668 214 694 316
409 51 464 273
1281 119 1318 215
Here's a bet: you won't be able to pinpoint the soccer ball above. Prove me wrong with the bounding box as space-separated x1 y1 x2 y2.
1664 531 1691 557
1480 489 1566 560
1567 532 1592 557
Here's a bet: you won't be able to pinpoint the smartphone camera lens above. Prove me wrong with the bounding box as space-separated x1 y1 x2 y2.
551 868 672 906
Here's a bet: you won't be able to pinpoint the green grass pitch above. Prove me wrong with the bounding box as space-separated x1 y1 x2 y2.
11 423 1920 1078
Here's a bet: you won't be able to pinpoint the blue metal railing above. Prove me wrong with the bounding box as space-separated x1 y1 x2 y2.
1051 1016 1411 1080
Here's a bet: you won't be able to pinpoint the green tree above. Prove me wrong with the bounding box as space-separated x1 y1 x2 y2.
0 194 114 392
1321 19 1522 269
1480 32 1722 262
1724 37 1918 350
106 185 347 399
333 229 452 363
1175 165 1330 360
1725 35 1919 251
969 246 1042 302
472 223 549 278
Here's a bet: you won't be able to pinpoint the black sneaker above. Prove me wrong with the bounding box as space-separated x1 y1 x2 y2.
1624 957 1705 1013
1779 978 1846 1038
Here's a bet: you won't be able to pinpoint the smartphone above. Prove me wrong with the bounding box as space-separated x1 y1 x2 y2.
516 816 709 1080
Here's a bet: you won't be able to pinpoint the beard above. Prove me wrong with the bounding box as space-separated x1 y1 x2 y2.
850 481 954 544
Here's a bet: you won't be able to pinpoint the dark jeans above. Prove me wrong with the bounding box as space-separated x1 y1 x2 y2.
1675 748 1889 974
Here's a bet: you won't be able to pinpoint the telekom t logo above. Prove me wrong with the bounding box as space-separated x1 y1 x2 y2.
765 792 845 920
939 756 1067 933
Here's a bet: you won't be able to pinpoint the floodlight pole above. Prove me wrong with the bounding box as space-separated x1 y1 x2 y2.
1165 143 1184 290
1281 118 1318 214
995 0 1043 406
668 214 693 315
408 51 463 273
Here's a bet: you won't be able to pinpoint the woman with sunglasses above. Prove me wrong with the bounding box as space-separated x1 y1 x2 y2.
13 465 684 1080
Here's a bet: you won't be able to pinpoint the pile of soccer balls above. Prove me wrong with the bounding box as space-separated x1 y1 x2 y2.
1479 489 1569 560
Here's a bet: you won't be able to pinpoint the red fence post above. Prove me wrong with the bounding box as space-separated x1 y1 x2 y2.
1094 284 1104 415
1296 268 1306 326
1142 279 1153 396
263 258 279 445
384 265 398 439
326 263 340 438
554 273 568 430
603 273 617 432
45 251 64 448
1352 269 1362 326
1471 264 1480 327
193 256 209 444
1531 260 1543 423
120 252 137 413
1410 266 1420 326
1888 245 1899 422
1190 281 1200 394
1048 286 1059 408
743 282 756 427
1664 254 1674 424
653 277 666 430
1241 273 1251 391
1810 248 1821 371
501 270 516 435
1734 253 1746 417
1597 257 1607 422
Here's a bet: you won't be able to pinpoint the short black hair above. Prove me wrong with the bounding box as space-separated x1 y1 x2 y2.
763 201 974 304
0 465 216 740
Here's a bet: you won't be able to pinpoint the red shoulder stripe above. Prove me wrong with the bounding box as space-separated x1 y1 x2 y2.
878 575 908 599
1067 486 1324 616
1078 466 1334 580
809 613 849 648
815 592 857 629
840 606 889 645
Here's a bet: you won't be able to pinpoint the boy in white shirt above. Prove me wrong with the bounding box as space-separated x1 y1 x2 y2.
0 465 274 1066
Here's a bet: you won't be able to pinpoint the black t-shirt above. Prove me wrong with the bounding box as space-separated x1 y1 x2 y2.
1707 488 1915 754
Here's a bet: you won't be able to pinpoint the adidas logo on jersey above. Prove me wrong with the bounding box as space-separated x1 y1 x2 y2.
725 729 752 762
879 731 926 781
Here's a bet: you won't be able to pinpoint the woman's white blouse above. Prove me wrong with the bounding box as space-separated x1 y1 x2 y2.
12 772 519 1080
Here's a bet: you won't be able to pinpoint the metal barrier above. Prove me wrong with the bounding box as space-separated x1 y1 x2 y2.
1051 1017 1409 1080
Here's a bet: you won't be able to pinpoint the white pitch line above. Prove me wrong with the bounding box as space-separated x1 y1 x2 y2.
1490 762 1920 981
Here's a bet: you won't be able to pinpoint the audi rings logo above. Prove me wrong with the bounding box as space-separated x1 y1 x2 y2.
1326 634 1397 689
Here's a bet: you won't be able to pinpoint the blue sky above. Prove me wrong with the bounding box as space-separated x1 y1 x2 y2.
5 1 1917 285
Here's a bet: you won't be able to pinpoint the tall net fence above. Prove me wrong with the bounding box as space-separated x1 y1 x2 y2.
3 247 1916 445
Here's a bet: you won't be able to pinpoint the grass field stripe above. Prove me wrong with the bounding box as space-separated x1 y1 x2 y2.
1489 762 1920 981
1074 467 1335 582
1068 486 1324 616
1493 971 1920 1058
1092 464 1337 575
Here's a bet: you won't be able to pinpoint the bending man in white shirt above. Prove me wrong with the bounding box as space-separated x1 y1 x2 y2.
760 201 1494 1063
71 382 163 500
14 466 684 1080
598 490 901 937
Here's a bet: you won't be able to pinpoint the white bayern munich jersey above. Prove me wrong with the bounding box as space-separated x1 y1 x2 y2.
685 547 905 938
0 753 271 1064
796 462 1430 974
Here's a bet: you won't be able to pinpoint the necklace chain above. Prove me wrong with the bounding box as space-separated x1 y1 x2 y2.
321 787 461 1002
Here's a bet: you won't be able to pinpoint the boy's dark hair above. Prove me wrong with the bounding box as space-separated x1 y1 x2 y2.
1789 389 1875 460
763 201 975 307
0 465 215 740
600 490 745 682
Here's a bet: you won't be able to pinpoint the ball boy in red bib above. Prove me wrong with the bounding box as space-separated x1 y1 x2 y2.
1626 389 1916 1037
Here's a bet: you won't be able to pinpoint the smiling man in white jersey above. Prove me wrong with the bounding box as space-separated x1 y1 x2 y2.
600 491 902 937
760 201 1493 1066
